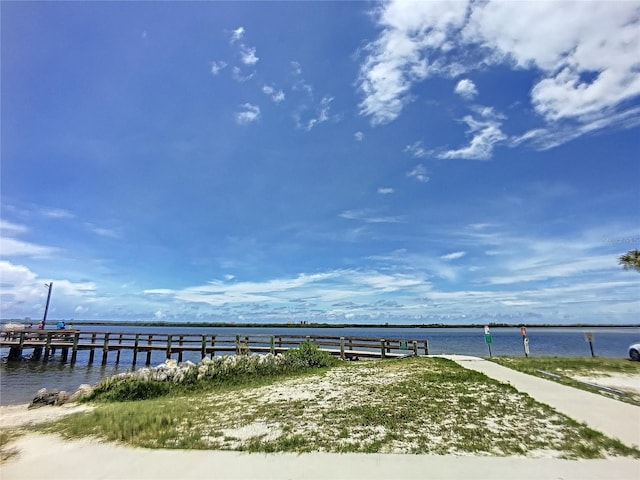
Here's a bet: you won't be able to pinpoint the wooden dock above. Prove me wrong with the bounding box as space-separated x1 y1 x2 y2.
0 329 429 366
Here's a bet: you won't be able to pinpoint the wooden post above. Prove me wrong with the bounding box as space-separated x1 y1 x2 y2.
178 335 184 363
166 335 172 360
424 340 429 355
278 336 282 349
210 336 216 358
71 332 79 364
340 337 345 360
201 335 207 359
101 333 110 365
116 334 123 364
88 333 97 364
133 334 139 367
270 336 275 355
61 347 69 362
412 340 418 357
380 339 386 359
44 332 53 362
235 335 240 355
146 335 152 365
386 340 391 354
349 337 353 351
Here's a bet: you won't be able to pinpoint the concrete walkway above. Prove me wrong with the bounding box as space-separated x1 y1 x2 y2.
439 355 640 449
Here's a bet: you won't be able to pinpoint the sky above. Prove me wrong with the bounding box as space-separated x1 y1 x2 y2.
1 1 639 325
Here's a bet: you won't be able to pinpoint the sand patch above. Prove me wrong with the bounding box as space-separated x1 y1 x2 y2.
0 403 95 429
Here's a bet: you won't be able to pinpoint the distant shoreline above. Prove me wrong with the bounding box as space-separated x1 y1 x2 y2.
2 320 639 329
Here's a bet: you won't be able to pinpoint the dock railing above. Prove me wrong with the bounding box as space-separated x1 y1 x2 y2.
0 329 429 366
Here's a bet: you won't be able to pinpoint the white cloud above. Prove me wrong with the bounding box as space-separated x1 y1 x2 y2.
358 1 470 125
464 1 640 122
234 103 261 125
377 187 394 195
43 208 74 219
230 26 245 44
239 45 259 66
232 67 254 83
407 164 429 183
440 251 467 261
86 224 121 239
454 79 478 99
295 96 334 131
438 114 506 160
1 219 28 236
210 61 227 76
404 141 428 158
354 131 364 141
339 209 403 224
359 0 640 145
0 236 59 257
262 85 285 103
290 61 302 76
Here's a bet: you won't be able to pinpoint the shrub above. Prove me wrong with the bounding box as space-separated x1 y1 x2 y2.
284 340 334 369
88 377 171 402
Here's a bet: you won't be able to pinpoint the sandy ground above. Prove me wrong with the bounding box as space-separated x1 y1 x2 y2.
0 403 94 429
569 373 640 395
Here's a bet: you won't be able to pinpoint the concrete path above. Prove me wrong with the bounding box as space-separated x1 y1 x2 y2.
2 434 639 480
439 355 640 449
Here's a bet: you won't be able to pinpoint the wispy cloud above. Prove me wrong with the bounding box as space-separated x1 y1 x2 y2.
407 164 429 183
210 61 227 76
440 251 467 261
231 67 254 83
229 26 244 44
339 209 403 224
234 103 261 125
377 187 394 195
294 96 334 131
404 141 429 158
354 131 364 141
438 114 506 160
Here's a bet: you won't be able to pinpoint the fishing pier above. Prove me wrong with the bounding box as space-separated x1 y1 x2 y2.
1 329 429 366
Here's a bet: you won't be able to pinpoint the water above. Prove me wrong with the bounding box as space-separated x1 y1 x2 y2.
2 326 638 406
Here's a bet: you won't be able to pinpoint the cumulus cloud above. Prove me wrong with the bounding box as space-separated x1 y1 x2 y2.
377 187 394 195
354 131 364 141
230 26 245 44
359 0 640 138
240 45 259 66
358 1 470 125
454 79 478 99
407 164 429 183
263 85 285 103
210 61 227 76
234 104 261 125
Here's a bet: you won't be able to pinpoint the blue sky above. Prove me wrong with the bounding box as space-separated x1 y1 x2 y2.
1 1 639 325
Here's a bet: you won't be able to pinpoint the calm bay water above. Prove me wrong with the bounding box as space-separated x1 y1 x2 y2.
2 326 639 406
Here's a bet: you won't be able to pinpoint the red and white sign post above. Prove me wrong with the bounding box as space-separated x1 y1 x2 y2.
520 326 529 357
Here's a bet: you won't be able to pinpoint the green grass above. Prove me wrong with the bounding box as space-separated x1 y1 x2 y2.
41 357 640 458
490 357 640 406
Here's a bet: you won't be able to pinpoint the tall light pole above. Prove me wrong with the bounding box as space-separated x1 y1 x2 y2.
42 282 53 328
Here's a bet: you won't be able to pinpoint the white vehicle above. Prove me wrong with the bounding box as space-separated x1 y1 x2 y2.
629 343 640 361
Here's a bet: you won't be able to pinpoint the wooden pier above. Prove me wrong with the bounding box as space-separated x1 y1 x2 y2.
0 329 429 366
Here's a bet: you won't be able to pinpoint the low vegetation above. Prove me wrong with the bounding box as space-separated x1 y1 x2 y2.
43 355 638 459
491 357 640 406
